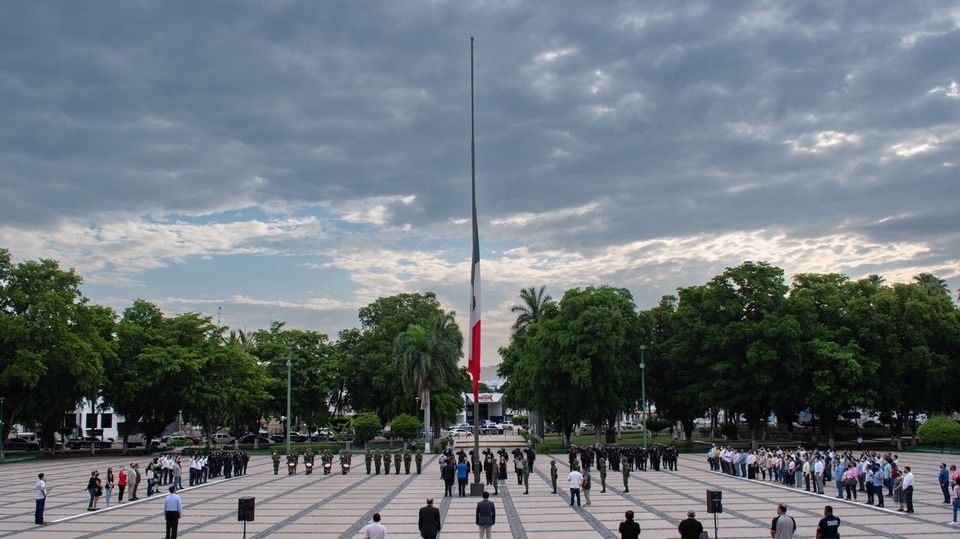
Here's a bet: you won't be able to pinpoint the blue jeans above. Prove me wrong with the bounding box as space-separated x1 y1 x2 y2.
953 498 959 522
87 489 95 508
570 487 581 506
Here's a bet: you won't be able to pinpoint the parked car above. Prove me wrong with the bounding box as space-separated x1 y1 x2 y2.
211 433 235 445
238 433 272 445
620 421 641 431
3 436 40 451
449 427 472 437
66 437 112 450
861 420 885 429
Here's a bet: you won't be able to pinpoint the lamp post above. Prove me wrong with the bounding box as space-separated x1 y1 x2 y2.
415 395 421 449
640 344 648 448
286 347 292 456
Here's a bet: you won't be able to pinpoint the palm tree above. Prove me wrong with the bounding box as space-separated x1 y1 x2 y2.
914 273 950 297
393 312 463 453
510 286 553 333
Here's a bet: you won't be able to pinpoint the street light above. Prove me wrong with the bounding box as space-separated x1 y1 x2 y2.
286 347 292 455
415 395 421 450
640 345 648 449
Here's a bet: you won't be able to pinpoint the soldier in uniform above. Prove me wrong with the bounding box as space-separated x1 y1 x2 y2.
365 448 372 474
550 460 558 494
568 446 577 469
403 449 411 474
384 450 392 474
599 455 607 493
393 450 402 475
621 457 630 492
415 450 423 474
271 452 280 475
522 456 530 495
374 450 382 474
287 449 298 475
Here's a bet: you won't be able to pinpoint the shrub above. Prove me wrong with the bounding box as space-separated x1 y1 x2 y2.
351 412 383 447
917 415 960 446
390 413 419 441
512 414 528 425
720 423 739 440
645 417 672 437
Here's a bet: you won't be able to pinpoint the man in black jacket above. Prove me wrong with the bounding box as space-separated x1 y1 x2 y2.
418 498 441 539
476 491 496 538
678 510 704 539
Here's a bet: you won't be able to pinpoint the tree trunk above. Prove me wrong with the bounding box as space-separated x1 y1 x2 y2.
750 424 758 451
423 387 432 453
122 433 129 456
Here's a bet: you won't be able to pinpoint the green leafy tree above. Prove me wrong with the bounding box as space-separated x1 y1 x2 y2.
789 273 878 448
253 322 338 432
340 293 449 420
510 286 554 333
393 312 463 452
351 411 382 447
389 413 419 441
917 416 960 446
0 250 114 449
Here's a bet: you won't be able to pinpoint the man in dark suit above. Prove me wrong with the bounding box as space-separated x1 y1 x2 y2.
476 491 496 538
418 498 441 539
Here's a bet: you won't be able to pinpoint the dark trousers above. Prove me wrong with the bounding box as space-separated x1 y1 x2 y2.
444 481 453 497
905 485 914 512
942 483 951 503
458 478 467 496
165 511 180 539
570 487 581 506
875 487 884 507
118 485 125 502
34 498 45 524
130 479 139 500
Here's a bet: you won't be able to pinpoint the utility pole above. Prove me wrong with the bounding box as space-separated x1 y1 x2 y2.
286 346 292 455
640 344 648 448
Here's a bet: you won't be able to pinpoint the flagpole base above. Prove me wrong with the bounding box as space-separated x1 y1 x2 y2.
470 482 486 496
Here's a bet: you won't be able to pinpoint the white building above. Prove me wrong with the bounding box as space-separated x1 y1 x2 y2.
66 398 125 441
458 392 508 425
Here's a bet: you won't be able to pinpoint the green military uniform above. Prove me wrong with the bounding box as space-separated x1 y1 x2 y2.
621 458 629 492
523 458 530 494
384 451 391 474
271 452 280 475
375 450 382 474
393 450 401 475
415 451 423 474
550 460 558 493
365 449 372 474
287 450 298 475
599 456 607 493
403 450 411 474
304 449 315 475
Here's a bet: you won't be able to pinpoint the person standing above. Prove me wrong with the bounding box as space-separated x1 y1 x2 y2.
164 486 182 539
457 459 469 497
523 457 530 495
581 470 592 506
34 473 49 526
550 460 558 494
104 468 115 507
363 513 387 539
618 510 641 539
678 510 703 539
815 505 840 539
117 466 128 502
476 490 496 539
951 480 960 526
940 463 951 504
130 463 141 500
871 465 885 507
902 466 914 513
621 458 630 492
770 503 796 539
442 460 455 497
418 498 441 539
567 467 583 507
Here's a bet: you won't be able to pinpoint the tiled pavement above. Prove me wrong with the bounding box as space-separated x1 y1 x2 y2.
1 450 958 538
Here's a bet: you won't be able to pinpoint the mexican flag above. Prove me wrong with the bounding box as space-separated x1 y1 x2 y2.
468 186 481 400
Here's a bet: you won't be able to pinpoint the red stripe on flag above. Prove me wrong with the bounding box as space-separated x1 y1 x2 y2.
469 320 481 399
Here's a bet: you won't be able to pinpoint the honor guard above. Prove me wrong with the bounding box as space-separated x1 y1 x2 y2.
522 456 530 495
415 450 423 474
393 450 401 475
271 452 280 475
621 457 630 492
599 456 607 493
403 449 411 474
384 450 392 474
365 448 372 474
374 450 382 474
550 460 558 494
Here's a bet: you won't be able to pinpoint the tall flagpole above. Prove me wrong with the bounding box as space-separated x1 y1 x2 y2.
469 36 483 495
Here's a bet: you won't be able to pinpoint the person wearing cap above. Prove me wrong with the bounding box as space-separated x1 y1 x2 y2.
678 510 704 539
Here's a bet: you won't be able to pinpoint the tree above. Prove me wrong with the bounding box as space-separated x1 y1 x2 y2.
0 250 113 449
180 332 271 447
340 293 449 420
917 416 960 446
389 413 419 441
253 322 338 432
510 286 553 334
393 312 463 452
788 273 878 448
914 273 950 297
351 412 382 447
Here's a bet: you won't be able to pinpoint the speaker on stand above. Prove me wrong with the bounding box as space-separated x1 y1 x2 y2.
238 497 255 539
706 490 722 538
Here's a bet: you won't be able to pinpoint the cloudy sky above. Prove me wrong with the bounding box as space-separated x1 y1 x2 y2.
1 1 958 366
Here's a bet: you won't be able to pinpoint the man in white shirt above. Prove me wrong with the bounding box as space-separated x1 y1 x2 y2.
34 473 49 526
363 512 387 539
163 486 182 539
902 466 915 513
568 467 584 506
814 457 825 494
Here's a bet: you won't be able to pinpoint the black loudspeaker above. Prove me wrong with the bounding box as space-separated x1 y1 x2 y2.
706 490 722 513
238 497 255 521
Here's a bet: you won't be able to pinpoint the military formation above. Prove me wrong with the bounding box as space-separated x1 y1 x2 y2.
360 446 423 476
566 443 679 493
186 450 249 486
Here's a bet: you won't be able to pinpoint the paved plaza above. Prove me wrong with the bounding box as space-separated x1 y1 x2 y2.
1 451 958 538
